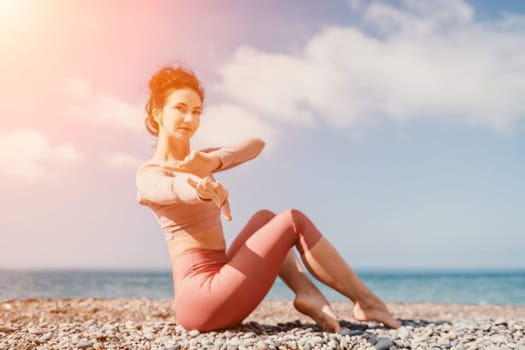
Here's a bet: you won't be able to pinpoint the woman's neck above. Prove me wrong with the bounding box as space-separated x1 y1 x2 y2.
152 134 190 163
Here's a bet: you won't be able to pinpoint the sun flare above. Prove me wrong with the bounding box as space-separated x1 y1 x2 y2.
0 0 16 13
0 0 19 24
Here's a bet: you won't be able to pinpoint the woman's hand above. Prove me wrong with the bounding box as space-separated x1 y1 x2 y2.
187 177 232 221
167 151 221 178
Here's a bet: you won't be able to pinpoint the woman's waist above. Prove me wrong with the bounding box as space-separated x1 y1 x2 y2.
172 247 228 279
162 220 223 241
167 228 226 257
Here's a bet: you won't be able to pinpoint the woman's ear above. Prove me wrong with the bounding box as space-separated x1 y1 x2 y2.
153 108 163 126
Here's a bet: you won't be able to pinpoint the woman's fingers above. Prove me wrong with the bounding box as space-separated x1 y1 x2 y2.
187 177 213 199
177 151 218 177
213 182 232 220
222 199 232 221
162 161 185 172
186 177 198 188
187 178 232 220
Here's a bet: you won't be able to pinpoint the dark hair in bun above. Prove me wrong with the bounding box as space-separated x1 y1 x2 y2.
145 64 205 136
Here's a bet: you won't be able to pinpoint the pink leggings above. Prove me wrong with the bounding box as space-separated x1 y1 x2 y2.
172 208 323 331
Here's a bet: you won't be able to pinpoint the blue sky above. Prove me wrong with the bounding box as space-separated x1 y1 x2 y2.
0 0 524 270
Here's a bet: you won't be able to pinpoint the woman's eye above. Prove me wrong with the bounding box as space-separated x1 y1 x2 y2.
175 105 186 112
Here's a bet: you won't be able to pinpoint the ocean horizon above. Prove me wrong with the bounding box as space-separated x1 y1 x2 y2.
1 268 524 306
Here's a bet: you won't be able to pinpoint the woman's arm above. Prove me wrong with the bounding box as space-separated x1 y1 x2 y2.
158 137 265 178
136 163 211 206
201 137 265 173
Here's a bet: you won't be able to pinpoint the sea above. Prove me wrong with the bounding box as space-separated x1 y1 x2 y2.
1 269 524 306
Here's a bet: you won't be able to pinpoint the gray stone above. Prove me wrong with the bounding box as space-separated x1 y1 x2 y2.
77 340 93 349
397 327 410 339
481 324 492 331
38 333 52 343
327 340 339 349
491 335 509 344
337 327 353 336
165 346 180 350
494 319 508 326
228 337 241 347
29 328 45 335
375 337 394 350
309 335 324 343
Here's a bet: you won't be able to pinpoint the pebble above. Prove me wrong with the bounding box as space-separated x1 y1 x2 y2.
375 337 394 350
2 299 525 350
256 340 270 350
77 340 93 349
0 326 16 333
29 327 45 335
38 333 52 343
189 329 200 337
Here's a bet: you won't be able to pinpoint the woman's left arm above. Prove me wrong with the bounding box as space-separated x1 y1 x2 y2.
164 137 265 177
203 137 265 173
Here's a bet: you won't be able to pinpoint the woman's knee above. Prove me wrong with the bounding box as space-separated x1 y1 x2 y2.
280 208 307 223
280 208 321 253
254 209 276 222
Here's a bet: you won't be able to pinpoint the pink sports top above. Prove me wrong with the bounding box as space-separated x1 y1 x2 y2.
136 137 265 241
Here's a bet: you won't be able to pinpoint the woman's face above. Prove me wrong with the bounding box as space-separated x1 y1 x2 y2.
155 88 202 140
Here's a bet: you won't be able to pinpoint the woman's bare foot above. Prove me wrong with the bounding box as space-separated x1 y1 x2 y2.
293 290 341 332
352 300 401 329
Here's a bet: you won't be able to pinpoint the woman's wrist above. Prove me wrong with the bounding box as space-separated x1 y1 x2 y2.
215 155 223 170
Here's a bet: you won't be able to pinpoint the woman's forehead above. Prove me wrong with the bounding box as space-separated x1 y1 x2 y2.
165 88 202 107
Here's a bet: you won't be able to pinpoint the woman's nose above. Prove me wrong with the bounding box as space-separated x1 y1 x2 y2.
183 113 195 122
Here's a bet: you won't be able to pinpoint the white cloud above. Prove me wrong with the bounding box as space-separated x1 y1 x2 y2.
0 128 82 182
102 152 142 169
215 0 525 134
194 103 279 153
64 78 143 131
214 49 317 127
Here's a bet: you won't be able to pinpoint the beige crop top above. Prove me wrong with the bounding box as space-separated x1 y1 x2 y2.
135 137 265 241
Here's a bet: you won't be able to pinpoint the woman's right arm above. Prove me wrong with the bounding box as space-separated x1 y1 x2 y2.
136 164 211 206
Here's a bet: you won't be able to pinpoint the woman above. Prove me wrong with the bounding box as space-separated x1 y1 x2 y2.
136 64 401 332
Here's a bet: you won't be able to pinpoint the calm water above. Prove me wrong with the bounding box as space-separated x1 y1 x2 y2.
1 269 524 305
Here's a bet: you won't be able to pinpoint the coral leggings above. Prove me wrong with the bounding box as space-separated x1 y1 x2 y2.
172 209 323 331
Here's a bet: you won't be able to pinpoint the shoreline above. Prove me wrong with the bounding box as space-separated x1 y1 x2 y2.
1 299 524 349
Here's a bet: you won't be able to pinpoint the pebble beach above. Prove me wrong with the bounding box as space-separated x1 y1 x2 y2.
1 298 524 350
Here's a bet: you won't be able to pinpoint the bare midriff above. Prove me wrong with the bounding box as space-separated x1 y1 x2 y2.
167 228 227 262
